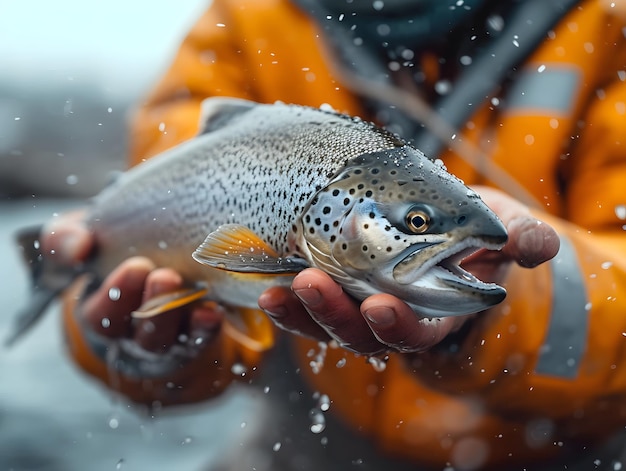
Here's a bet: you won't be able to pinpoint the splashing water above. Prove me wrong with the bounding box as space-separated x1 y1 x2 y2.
367 356 388 372
308 342 328 374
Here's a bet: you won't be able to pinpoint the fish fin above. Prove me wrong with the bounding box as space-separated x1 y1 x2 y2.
131 286 210 319
223 307 275 353
6 225 83 347
198 97 257 135
193 224 308 274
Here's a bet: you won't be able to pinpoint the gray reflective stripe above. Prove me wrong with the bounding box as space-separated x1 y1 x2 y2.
505 67 580 114
535 236 589 378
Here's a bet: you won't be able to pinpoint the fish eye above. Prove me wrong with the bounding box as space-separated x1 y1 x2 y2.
405 209 430 234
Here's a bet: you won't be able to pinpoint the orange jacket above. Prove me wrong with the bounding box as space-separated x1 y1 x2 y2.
62 0 626 468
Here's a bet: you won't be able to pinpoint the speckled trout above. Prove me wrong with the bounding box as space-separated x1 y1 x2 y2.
10 98 507 346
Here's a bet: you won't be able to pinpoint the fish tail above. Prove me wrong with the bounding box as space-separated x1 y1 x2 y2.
5 225 83 347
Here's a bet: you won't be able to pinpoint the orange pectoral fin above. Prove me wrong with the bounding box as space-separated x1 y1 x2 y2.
223 307 276 353
192 224 308 274
131 287 209 319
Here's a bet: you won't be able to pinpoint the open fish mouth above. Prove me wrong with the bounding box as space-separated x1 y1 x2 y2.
393 237 507 293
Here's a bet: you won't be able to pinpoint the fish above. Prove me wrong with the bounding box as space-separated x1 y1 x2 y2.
8 97 507 348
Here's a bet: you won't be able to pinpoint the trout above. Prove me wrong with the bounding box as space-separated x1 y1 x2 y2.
10 98 507 349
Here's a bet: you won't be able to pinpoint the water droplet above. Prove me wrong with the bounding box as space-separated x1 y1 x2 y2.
66 174 79 185
273 442 282 452
181 436 193 445
309 409 326 434
615 205 626 220
108 287 121 301
309 342 328 374
101 317 111 328
116 459 124 469
231 363 247 376
512 35 520 47
537 64 546 73
158 240 168 249
33 240 40 249
107 107 113 113
460 55 472 66
613 461 622 470
486 14 504 32
367 356 388 372
372 0 384 11
109 417 119 429
434 79 452 95
336 358 347 368
318 394 331 411
601 261 613 270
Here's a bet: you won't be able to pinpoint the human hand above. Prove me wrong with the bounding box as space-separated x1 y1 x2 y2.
258 186 560 356
41 211 223 353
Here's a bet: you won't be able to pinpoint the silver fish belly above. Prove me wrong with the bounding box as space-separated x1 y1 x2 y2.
84 98 507 318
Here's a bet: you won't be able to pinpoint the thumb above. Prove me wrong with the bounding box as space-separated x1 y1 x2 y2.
503 216 560 268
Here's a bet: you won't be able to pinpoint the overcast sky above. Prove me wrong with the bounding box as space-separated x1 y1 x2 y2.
0 0 208 91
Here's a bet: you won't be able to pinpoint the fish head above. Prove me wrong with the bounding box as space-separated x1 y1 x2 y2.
297 147 508 318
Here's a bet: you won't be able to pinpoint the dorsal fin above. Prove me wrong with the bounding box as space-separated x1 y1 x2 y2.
198 97 257 135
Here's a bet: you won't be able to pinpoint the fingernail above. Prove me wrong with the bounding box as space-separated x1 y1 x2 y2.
263 305 287 319
293 287 322 307
363 307 396 327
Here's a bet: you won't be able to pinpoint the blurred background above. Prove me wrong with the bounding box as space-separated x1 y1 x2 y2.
0 1 268 470
0 0 209 197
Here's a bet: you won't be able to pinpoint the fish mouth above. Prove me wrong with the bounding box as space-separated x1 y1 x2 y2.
393 236 507 294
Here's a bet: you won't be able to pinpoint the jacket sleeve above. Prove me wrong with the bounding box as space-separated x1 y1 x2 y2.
408 53 626 438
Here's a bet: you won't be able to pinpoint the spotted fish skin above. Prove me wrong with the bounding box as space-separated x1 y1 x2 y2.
89 99 404 280
295 150 507 316
85 98 506 317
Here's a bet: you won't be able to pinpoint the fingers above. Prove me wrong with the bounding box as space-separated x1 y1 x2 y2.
472 185 560 267
134 268 187 352
41 210 92 264
259 284 331 341
504 217 560 268
361 295 461 353
42 210 225 354
260 269 464 355
81 258 224 353
291 270 384 354
82 257 156 337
